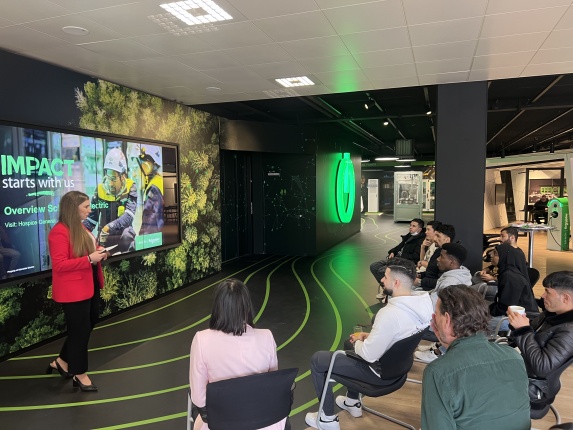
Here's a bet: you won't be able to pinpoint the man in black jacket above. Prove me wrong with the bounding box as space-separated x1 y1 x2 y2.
369 219 425 298
508 271 573 409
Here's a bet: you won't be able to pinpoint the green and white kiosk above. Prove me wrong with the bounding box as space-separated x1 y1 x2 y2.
547 197 570 251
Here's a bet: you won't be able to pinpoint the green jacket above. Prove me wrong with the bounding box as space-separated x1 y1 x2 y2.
421 333 530 430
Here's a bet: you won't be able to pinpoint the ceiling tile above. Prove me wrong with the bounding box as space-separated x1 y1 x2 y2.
0 25 70 53
522 60 573 77
486 0 571 15
362 63 418 80
469 65 526 81
476 32 549 56
0 17 14 27
409 17 483 46
201 66 264 82
247 61 309 79
175 51 242 70
480 7 568 38
369 75 420 89
541 28 573 49
418 71 469 85
123 57 219 85
223 79 285 92
353 48 414 68
531 47 573 64
229 0 318 19
297 55 360 73
313 69 371 85
79 39 162 61
253 11 336 42
341 27 411 53
323 0 406 35
134 33 214 56
0 0 71 23
223 44 295 65
555 4 573 29
472 51 536 69
280 36 350 59
413 40 477 62
23 14 123 44
196 21 273 49
315 0 376 8
416 57 472 75
48 0 136 13
403 0 488 26
325 80 374 93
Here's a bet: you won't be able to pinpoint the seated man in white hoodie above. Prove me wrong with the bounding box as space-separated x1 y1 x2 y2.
305 258 433 430
415 243 472 363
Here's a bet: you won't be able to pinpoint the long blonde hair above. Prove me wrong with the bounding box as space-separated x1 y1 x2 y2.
58 191 95 257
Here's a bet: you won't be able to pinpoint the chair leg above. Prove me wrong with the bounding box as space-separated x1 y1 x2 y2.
360 394 416 430
550 404 561 425
317 351 346 430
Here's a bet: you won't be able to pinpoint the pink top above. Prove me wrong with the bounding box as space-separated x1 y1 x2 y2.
189 326 285 430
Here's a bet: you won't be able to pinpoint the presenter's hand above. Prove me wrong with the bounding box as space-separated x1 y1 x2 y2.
89 250 107 263
388 253 395 259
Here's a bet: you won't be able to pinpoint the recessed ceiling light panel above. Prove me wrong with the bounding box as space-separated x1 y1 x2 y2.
160 0 232 26
275 76 314 88
62 26 89 36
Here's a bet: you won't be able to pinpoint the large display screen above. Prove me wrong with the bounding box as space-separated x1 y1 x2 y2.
0 122 180 285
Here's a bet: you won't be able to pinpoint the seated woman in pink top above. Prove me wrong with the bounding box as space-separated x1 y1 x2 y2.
189 278 285 430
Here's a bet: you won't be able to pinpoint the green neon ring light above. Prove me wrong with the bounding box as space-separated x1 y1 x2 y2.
335 153 355 223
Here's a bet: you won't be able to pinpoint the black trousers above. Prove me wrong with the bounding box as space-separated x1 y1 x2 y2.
59 271 100 375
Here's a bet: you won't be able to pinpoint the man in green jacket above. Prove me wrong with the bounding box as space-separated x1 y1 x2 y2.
421 285 530 429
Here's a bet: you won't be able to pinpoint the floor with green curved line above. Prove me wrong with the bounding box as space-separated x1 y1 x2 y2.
0 216 414 429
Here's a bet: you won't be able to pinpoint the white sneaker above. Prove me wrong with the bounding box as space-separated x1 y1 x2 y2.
414 349 440 363
305 412 340 430
335 395 362 417
417 342 436 352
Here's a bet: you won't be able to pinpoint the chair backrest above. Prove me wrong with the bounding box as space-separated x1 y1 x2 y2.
376 330 426 380
530 355 573 419
205 367 298 430
527 267 540 288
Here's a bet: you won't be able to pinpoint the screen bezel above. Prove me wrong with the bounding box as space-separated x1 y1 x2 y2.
0 119 182 288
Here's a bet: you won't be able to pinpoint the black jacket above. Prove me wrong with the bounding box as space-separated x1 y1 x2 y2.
420 247 441 291
388 231 426 263
512 309 573 378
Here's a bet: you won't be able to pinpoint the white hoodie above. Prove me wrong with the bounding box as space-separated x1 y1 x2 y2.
354 293 433 363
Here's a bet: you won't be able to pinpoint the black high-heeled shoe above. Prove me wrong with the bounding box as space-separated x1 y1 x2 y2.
72 376 98 392
46 360 73 379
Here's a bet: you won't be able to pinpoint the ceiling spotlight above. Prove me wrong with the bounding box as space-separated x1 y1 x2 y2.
426 110 432 115
365 100 376 110
550 141 555 153
375 156 399 161
532 142 537 153
383 119 389 126
62 26 89 36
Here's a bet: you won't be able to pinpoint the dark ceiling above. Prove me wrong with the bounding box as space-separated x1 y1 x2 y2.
194 73 573 161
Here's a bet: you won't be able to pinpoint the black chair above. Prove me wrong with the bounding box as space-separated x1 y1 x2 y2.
550 423 573 429
317 331 425 430
528 267 541 288
530 356 573 425
187 368 298 430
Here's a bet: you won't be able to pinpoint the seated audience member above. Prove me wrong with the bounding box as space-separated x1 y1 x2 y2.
417 220 441 275
489 243 538 333
370 218 425 299
189 279 285 430
508 271 573 411
306 258 432 430
532 195 549 224
421 285 531 429
470 248 499 300
414 224 456 291
500 226 521 249
414 243 472 363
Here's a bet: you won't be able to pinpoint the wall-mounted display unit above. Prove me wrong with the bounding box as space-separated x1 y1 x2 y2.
393 171 423 221
0 121 180 285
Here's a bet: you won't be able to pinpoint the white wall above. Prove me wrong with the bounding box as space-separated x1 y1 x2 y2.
484 169 508 230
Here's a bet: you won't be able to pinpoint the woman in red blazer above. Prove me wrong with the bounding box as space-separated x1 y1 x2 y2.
47 191 108 392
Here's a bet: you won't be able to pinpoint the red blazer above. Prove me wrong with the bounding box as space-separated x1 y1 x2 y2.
48 222 104 303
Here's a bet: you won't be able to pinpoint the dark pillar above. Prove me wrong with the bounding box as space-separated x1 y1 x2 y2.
435 82 487 273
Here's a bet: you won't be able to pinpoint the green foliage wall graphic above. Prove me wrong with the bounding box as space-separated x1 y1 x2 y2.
0 80 221 360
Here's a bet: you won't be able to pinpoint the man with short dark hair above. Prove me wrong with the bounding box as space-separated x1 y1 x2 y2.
508 271 573 412
414 224 456 291
421 285 530 429
306 258 433 430
370 218 426 298
500 226 520 248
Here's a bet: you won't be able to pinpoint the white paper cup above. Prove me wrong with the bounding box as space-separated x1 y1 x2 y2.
509 305 526 315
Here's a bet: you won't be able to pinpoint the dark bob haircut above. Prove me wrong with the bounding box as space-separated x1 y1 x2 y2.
210 278 255 336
